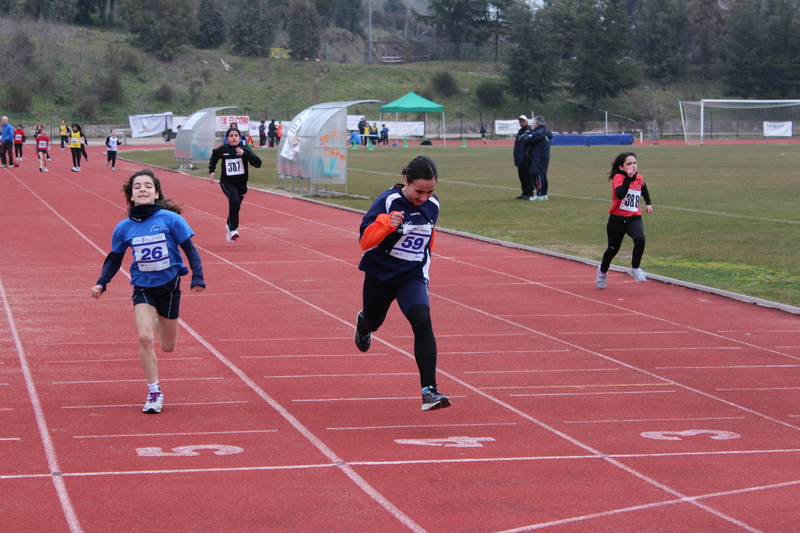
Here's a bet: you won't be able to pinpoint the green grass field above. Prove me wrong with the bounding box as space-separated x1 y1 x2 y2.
122 142 800 308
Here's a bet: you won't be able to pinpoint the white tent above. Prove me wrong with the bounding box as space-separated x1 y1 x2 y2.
277 100 380 194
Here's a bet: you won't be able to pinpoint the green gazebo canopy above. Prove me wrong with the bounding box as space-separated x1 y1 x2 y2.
380 92 444 113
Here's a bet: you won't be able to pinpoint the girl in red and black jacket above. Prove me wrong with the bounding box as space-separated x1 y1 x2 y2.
208 127 262 243
595 152 653 289
13 124 25 162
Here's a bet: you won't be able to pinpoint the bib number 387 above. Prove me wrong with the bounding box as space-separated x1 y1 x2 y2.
390 224 433 262
132 233 170 272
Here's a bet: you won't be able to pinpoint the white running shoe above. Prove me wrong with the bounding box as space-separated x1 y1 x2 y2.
595 267 607 289
629 267 647 282
143 391 163 413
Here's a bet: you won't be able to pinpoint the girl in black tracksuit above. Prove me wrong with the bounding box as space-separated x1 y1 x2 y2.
208 127 262 242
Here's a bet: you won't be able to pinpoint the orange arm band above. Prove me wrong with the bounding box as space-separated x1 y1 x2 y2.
359 212 400 250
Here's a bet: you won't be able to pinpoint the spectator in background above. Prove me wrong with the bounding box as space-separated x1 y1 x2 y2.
512 115 534 200
525 116 554 201
276 122 283 144
258 121 267 147
0 116 14 167
59 119 69 150
268 120 277 147
380 124 389 146
480 125 487 144
13 123 25 162
349 129 362 146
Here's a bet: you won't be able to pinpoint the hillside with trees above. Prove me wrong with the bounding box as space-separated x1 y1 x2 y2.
0 0 795 130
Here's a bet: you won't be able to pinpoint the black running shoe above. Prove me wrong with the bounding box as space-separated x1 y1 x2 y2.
421 386 451 411
354 311 371 352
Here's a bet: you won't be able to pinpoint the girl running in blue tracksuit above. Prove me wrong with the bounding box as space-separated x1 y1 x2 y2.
354 155 450 411
91 169 205 414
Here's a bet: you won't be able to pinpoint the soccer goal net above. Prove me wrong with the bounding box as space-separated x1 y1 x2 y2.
678 99 800 144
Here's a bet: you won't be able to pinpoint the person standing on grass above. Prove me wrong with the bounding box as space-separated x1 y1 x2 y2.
90 169 205 414
525 116 553 201
596 152 653 289
35 126 50 172
105 129 120 171
69 124 84 171
513 115 534 200
258 120 267 147
353 155 451 412
208 127 262 243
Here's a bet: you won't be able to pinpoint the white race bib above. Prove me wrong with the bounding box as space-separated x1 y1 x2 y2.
225 157 244 176
14 134 22 142
389 224 433 262
132 234 170 272
70 137 80 146
38 140 48 149
621 189 641 212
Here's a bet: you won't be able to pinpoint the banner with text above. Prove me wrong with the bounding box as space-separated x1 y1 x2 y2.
764 121 793 137
495 120 519 136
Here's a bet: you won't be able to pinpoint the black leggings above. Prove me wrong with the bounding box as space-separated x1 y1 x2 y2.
517 165 534 196
358 274 437 388
219 180 247 231
107 151 117 166
14 144 22 157
600 215 645 272
71 147 82 167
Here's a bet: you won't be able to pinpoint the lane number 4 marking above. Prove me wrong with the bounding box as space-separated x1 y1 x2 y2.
395 437 495 448
641 430 741 441
136 445 244 457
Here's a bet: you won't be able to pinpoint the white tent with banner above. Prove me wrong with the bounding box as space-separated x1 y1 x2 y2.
174 106 237 168
128 112 173 138
277 100 380 195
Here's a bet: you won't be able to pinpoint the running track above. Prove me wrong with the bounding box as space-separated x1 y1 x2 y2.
2 145 800 532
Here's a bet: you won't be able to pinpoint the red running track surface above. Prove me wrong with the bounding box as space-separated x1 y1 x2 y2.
1 146 799 532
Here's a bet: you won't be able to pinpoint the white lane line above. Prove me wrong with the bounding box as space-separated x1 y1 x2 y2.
558 331 689 335
45 358 203 364
1 437 22 441
564 417 747 424
264 373 417 378
605 346 743 351
62 401 248 410
73 430 277 439
293 395 468 403
240 353 391 358
718 387 800 391
440 350 570 355
510 391 676 398
656 365 800 369
0 274 84 533
327 422 518 431
464 368 618 374
52 377 223 385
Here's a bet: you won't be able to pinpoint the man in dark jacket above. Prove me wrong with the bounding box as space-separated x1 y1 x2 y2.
513 115 534 199
526 116 554 200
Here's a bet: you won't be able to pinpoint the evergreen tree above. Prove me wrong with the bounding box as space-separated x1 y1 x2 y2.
635 0 687 83
413 0 491 60
287 0 322 60
194 0 227 50
229 0 275 57
686 0 723 78
119 0 199 60
761 0 800 97
718 0 765 96
565 0 637 117
502 3 559 110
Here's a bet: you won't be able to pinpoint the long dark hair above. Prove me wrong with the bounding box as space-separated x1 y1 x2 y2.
122 169 182 214
402 155 438 183
608 152 636 180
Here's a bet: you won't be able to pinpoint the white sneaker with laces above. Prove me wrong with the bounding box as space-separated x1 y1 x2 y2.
629 267 647 282
595 267 607 289
143 391 163 413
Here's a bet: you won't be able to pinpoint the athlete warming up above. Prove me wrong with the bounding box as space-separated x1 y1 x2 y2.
354 155 451 411
90 169 205 413
596 152 653 289
208 127 262 243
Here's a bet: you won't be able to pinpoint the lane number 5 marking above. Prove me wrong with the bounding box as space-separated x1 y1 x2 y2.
136 445 244 457
641 430 740 441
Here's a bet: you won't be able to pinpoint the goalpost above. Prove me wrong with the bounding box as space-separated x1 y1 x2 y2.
678 99 800 144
